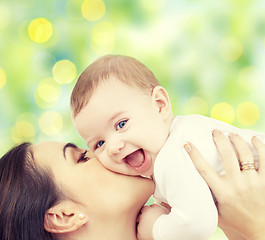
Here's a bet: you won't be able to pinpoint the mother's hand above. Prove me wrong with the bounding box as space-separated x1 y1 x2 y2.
184 130 265 240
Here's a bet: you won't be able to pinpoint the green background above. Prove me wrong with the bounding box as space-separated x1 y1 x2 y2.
0 1 264 238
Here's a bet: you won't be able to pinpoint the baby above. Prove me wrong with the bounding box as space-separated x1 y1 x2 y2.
70 55 265 240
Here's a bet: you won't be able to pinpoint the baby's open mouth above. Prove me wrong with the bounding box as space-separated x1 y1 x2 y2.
124 149 145 168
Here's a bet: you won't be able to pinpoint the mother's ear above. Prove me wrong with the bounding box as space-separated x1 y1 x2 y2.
151 86 172 119
44 201 88 234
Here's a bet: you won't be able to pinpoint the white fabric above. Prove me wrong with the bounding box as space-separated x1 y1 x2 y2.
153 114 265 240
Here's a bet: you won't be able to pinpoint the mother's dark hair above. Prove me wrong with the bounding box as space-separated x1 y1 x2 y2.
0 142 63 240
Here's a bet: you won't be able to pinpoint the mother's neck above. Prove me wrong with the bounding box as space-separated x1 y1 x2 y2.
70 209 139 240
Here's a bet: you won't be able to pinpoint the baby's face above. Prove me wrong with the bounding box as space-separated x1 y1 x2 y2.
73 76 170 177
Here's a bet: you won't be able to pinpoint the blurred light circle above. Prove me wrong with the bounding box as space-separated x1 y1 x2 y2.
17 112 38 125
0 128 13 156
238 66 260 90
52 60 77 84
81 0 105 21
15 121 35 138
183 97 208 115
38 84 60 102
39 111 63 135
219 37 243 62
0 5 10 30
35 78 61 109
11 128 22 144
0 68 7 90
28 18 53 43
141 0 166 11
11 120 35 143
91 21 115 54
211 102 235 124
236 102 260 126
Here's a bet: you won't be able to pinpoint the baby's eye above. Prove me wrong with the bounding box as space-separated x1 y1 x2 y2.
116 120 128 130
77 150 89 163
95 140 105 149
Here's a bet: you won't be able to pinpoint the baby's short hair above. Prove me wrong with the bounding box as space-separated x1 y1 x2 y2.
70 55 160 118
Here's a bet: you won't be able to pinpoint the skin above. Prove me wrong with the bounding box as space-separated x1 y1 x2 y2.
185 130 265 240
137 203 170 240
73 76 174 239
30 141 155 240
73 76 173 177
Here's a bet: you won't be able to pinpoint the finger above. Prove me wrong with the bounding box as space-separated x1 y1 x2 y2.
252 136 265 174
184 142 222 193
160 202 171 210
229 133 256 175
212 130 240 175
229 133 254 163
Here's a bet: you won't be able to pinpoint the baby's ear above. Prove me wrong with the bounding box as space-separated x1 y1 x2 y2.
44 201 88 234
151 86 172 117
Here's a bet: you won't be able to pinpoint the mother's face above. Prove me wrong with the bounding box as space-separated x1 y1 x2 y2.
31 141 154 217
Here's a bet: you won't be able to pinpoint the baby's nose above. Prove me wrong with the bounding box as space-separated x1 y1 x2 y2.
108 140 125 155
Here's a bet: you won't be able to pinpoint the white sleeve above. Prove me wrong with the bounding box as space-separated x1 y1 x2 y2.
179 115 265 170
153 134 218 240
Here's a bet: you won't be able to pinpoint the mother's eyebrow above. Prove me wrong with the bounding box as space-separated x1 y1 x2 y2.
63 143 78 158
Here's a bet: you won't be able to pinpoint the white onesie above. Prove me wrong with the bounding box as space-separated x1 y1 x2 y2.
152 114 265 240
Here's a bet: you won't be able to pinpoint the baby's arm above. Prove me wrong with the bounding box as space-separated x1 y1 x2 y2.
180 115 265 169
152 138 218 240
137 204 170 240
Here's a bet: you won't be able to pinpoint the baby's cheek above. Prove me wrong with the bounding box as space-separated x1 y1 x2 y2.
98 156 111 168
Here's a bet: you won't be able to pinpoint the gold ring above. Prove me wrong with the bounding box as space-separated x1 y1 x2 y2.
240 161 255 171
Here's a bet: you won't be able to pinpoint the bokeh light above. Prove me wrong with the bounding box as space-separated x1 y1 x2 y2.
0 5 10 30
236 102 260 126
91 21 115 54
183 97 208 116
52 60 77 84
81 0 106 21
141 0 166 12
11 120 35 143
238 66 260 90
34 78 62 109
211 102 235 124
16 112 38 126
219 37 243 62
0 68 7 90
39 111 63 135
28 18 53 43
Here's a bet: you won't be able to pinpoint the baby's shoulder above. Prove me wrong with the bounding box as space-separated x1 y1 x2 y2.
172 114 215 133
171 114 235 143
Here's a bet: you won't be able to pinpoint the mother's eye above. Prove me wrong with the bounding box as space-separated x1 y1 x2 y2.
77 150 89 163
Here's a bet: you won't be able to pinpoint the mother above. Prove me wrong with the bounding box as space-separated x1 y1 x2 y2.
0 141 154 240
1 136 265 240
